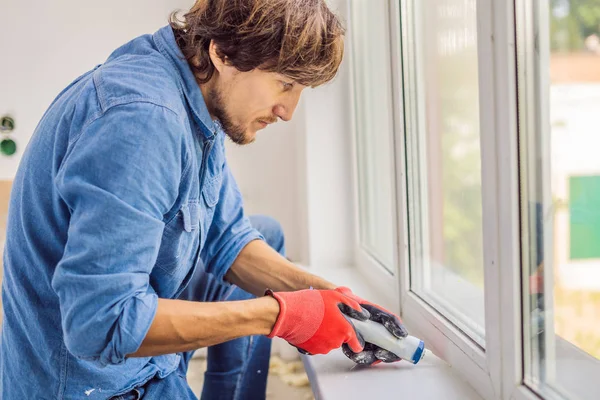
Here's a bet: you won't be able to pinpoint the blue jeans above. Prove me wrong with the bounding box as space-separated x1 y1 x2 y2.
112 215 285 400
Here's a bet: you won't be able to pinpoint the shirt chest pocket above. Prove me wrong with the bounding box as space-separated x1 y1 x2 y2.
155 200 200 275
199 174 222 248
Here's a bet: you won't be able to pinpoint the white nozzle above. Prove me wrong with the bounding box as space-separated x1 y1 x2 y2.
351 318 427 364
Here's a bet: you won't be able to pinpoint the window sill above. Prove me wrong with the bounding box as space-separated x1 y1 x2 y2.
302 266 482 400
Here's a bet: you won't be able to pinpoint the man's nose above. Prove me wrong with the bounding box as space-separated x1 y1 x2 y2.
273 91 302 122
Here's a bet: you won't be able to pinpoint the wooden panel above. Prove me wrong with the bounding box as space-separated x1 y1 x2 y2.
0 180 11 249
0 180 10 318
0 180 12 215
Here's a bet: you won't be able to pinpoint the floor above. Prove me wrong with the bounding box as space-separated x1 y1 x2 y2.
0 180 313 399
187 355 313 400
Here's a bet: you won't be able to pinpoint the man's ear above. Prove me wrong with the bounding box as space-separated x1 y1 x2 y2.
209 40 229 74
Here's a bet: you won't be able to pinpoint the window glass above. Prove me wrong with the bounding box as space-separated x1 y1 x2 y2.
519 1 600 397
404 0 485 344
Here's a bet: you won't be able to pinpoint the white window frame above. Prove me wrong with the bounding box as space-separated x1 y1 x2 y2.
514 1 600 399
347 0 589 399
347 0 402 310
392 0 503 397
514 0 554 397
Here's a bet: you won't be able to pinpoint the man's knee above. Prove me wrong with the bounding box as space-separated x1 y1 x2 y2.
248 215 285 256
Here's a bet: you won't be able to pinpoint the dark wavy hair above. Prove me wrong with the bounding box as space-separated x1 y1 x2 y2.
169 0 346 87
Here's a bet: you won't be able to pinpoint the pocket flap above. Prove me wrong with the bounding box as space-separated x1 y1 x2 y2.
181 201 199 232
202 175 222 208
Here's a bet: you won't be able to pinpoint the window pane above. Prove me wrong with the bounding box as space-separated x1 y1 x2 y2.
351 0 396 272
519 1 600 398
404 0 485 344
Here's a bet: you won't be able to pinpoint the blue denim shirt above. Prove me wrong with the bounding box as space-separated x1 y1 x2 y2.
0 26 263 399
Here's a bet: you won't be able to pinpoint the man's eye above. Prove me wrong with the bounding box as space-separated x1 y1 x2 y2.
282 81 294 90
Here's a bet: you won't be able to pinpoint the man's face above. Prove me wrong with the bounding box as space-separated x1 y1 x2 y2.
206 67 306 145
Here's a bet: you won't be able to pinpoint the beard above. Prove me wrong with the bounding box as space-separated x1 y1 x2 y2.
208 87 252 145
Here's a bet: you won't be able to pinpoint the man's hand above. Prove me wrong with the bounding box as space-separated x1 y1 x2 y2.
336 287 408 365
265 289 370 355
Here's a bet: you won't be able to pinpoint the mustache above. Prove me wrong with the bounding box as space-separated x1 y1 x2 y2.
257 116 278 124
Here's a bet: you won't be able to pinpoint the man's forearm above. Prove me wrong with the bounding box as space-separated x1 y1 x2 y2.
129 296 279 358
225 239 337 296
132 240 334 358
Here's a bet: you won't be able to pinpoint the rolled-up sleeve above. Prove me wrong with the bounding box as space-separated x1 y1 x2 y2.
201 162 264 282
52 102 185 366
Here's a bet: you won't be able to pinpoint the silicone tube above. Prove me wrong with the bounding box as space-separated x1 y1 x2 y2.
352 318 429 364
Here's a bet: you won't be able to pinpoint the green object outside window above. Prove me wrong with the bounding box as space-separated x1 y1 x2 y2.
569 175 600 260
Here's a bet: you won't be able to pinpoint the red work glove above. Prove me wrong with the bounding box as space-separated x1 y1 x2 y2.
336 287 408 365
265 288 370 355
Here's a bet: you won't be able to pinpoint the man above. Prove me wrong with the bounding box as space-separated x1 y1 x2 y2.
0 1 407 399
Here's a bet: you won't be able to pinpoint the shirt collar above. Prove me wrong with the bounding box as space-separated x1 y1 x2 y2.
153 25 217 139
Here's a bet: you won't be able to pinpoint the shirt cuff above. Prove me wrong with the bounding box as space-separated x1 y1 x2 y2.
98 291 159 366
207 228 265 284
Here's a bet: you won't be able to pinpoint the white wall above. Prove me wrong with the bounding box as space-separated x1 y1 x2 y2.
302 68 356 267
0 0 194 179
301 0 355 267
